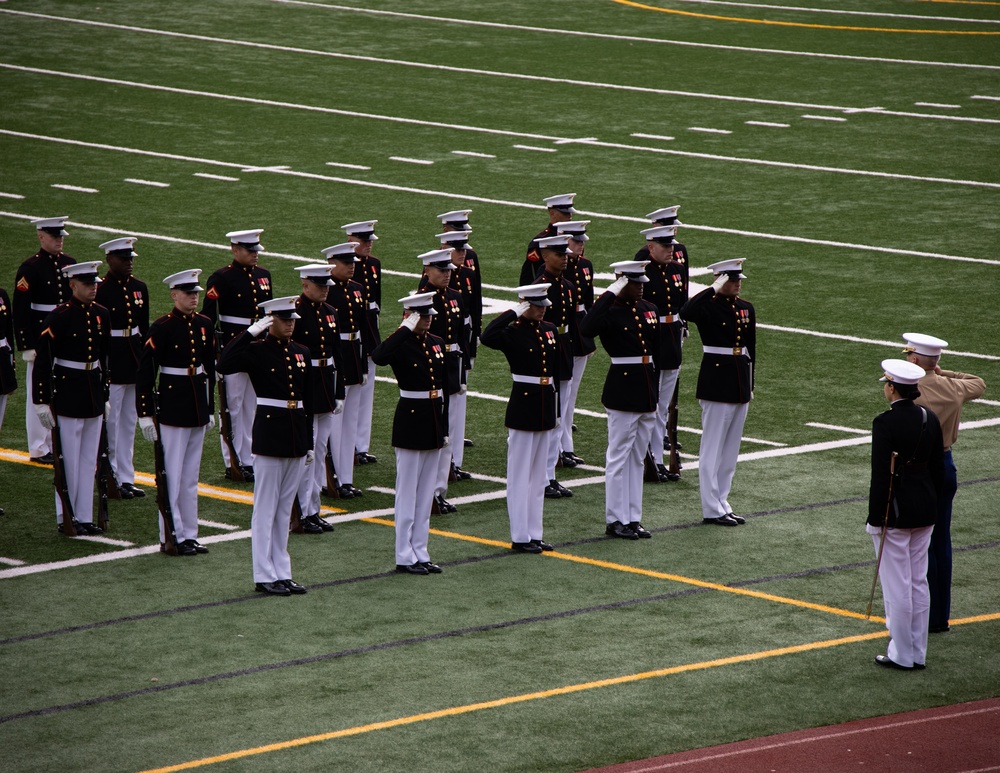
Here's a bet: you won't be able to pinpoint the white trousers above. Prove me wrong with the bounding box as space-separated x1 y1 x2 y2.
53 415 102 524
25 360 51 457
251 455 307 583
394 447 439 565
354 356 376 453
506 429 550 543
298 411 334 515
435 391 467 494
605 409 656 524
219 371 255 468
649 368 680 465
868 524 934 668
160 424 207 543
107 383 137 486
329 382 362 486
697 400 749 520
0 393 6 433
546 380 572 478
558 355 589 454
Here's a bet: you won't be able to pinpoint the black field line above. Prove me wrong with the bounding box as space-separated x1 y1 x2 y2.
3 478 995 648
5 531 999 726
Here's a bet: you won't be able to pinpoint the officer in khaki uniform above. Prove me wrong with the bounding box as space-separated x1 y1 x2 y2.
580 261 660 540
680 259 755 527
137 270 216 556
13 216 76 464
96 237 149 499
33 262 111 535
218 296 314 596
372 291 450 575
481 284 559 554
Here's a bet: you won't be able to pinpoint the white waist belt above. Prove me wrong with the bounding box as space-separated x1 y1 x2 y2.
446 343 462 353
31 302 57 313
576 304 586 312
658 314 681 324
556 324 568 334
257 397 303 409
399 389 442 400
0 337 8 350
310 357 334 367
54 357 101 371
340 332 359 341
160 365 205 377
219 314 252 325
110 326 140 337
703 345 748 356
610 356 652 365
368 302 379 311
512 374 554 386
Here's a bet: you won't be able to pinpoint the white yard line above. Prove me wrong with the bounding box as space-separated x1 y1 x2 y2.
192 172 240 181
665 0 1000 24
806 422 870 435
124 178 170 187
50 183 99 193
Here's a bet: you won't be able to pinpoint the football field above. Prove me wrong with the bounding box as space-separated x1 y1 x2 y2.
1 1 999 771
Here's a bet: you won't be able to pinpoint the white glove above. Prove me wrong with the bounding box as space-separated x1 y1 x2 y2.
22 349 36 363
104 402 111 421
401 312 420 331
442 435 450 448
608 276 629 296
333 399 344 415
305 450 315 467
459 383 467 395
206 414 216 432
361 374 368 386
711 273 729 293
247 315 273 337
555 416 561 428
35 403 55 430
139 416 158 442
513 301 532 317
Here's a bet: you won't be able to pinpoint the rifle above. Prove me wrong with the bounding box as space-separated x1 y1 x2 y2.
95 419 113 532
866 451 899 619
217 373 245 482
324 437 340 499
50 411 77 536
290 496 304 534
666 374 682 480
152 415 179 556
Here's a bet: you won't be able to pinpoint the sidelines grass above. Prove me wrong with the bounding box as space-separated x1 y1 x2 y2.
1 1 998 771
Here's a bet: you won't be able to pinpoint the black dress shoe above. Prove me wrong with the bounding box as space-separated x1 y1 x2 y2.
464 438 473 448
724 512 746 525
421 561 443 574
657 464 681 482
628 522 653 539
188 540 209 554
76 521 104 536
255 581 291 596
929 624 950 633
240 465 255 482
337 485 356 499
355 451 377 465
547 479 573 497
451 465 472 481
704 514 739 527
914 662 926 670
544 482 563 499
606 522 639 540
396 563 429 575
557 452 577 469
279 579 307 594
313 514 335 532
30 453 54 465
117 485 135 500
571 423 578 432
875 654 914 670
175 541 197 556
122 482 146 498
299 516 324 535
511 541 543 554
432 494 456 514
531 539 554 551
0 507 5 516
346 484 363 497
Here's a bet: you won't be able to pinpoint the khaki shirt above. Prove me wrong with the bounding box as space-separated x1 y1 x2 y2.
915 369 986 449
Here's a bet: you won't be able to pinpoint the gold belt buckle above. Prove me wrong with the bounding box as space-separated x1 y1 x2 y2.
429 390 439 399
642 356 649 364
540 377 550 385
287 400 297 409
84 361 95 371
733 347 741 356
188 366 198 376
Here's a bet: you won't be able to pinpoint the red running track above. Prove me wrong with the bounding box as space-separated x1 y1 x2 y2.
587 697 1000 772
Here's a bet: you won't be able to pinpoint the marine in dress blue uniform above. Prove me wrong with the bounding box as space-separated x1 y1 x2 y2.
680 259 755 527
580 261 660 539
520 193 576 285
343 220 381 466
218 296 314 596
32 262 110 535
200 229 273 480
292 264 345 534
481 284 559 553
95 237 149 498
13 216 76 462
868 359 945 670
371 292 450 575
554 220 596 468
0 285 16 516
137 270 216 555
323 242 367 498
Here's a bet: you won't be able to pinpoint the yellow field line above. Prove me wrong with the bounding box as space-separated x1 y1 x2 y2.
137 614 1000 773
610 0 1000 34
0 447 346 513
364 517 879 622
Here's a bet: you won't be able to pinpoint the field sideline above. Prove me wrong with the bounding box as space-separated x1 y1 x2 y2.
1 1 998 772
